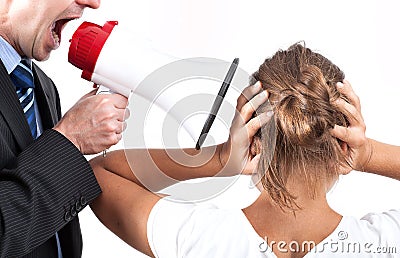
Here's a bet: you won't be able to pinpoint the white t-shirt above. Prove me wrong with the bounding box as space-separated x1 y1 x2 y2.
147 197 400 257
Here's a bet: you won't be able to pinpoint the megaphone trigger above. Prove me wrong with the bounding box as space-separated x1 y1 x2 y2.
96 85 112 95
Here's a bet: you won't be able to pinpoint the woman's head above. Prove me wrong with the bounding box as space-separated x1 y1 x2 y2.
252 42 348 211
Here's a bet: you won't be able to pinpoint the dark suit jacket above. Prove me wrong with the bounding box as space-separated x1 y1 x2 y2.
0 60 101 257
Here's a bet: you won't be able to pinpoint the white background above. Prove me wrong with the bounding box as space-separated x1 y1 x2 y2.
39 0 400 257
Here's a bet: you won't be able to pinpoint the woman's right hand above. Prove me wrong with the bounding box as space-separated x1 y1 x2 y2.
219 82 273 175
330 80 372 174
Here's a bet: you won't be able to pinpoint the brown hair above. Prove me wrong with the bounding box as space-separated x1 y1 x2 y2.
252 42 348 211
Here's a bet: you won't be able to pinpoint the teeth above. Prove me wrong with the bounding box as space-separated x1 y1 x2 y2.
52 30 59 44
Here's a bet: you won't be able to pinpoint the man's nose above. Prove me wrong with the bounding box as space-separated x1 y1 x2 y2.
75 0 101 9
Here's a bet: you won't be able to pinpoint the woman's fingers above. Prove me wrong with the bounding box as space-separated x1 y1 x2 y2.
236 81 263 111
330 80 366 149
245 111 274 139
231 89 269 130
240 90 269 122
330 124 350 143
337 80 361 112
333 98 363 126
333 80 366 130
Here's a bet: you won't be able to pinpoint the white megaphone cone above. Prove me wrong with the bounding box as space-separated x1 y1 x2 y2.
68 21 200 141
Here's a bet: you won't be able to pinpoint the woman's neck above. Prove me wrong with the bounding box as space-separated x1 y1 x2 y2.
243 180 342 258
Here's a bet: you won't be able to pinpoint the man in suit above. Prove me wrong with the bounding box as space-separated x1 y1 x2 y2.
0 0 129 257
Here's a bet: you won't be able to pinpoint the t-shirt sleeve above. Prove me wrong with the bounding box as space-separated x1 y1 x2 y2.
360 209 400 246
147 197 199 257
361 209 400 230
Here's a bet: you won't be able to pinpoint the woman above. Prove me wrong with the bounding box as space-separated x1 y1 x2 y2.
90 43 400 257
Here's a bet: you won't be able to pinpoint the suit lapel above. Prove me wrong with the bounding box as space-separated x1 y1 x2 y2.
0 60 33 150
32 63 58 129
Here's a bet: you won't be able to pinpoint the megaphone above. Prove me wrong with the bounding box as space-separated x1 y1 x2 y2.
68 21 201 140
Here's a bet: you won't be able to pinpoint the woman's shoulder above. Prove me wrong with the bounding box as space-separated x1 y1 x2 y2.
336 210 400 244
148 198 269 257
304 212 400 257
357 209 400 229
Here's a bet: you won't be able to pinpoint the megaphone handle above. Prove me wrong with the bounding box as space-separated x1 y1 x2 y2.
94 84 112 157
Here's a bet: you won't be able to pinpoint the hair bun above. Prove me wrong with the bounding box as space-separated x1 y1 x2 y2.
276 65 336 148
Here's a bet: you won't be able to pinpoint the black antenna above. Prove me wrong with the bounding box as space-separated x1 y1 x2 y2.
196 58 239 150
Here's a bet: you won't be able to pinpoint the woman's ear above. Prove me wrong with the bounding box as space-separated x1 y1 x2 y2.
340 140 348 155
250 136 262 156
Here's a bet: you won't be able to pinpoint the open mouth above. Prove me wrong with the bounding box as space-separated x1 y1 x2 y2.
51 18 75 45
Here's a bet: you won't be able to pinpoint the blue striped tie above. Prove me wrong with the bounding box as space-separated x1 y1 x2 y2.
10 61 37 139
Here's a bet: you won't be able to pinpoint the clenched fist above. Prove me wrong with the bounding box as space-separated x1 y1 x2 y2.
54 90 129 154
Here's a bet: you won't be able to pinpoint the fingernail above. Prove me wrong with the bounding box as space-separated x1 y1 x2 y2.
337 82 344 88
254 81 262 88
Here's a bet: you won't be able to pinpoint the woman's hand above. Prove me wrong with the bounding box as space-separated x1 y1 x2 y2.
330 80 372 174
219 82 273 175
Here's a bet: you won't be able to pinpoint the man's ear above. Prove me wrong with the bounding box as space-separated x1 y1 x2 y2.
250 136 262 156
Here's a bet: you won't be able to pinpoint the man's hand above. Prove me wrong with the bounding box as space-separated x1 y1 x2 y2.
330 80 372 174
219 82 273 175
54 90 129 154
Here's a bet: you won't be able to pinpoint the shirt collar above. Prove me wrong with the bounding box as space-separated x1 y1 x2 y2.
0 36 32 74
